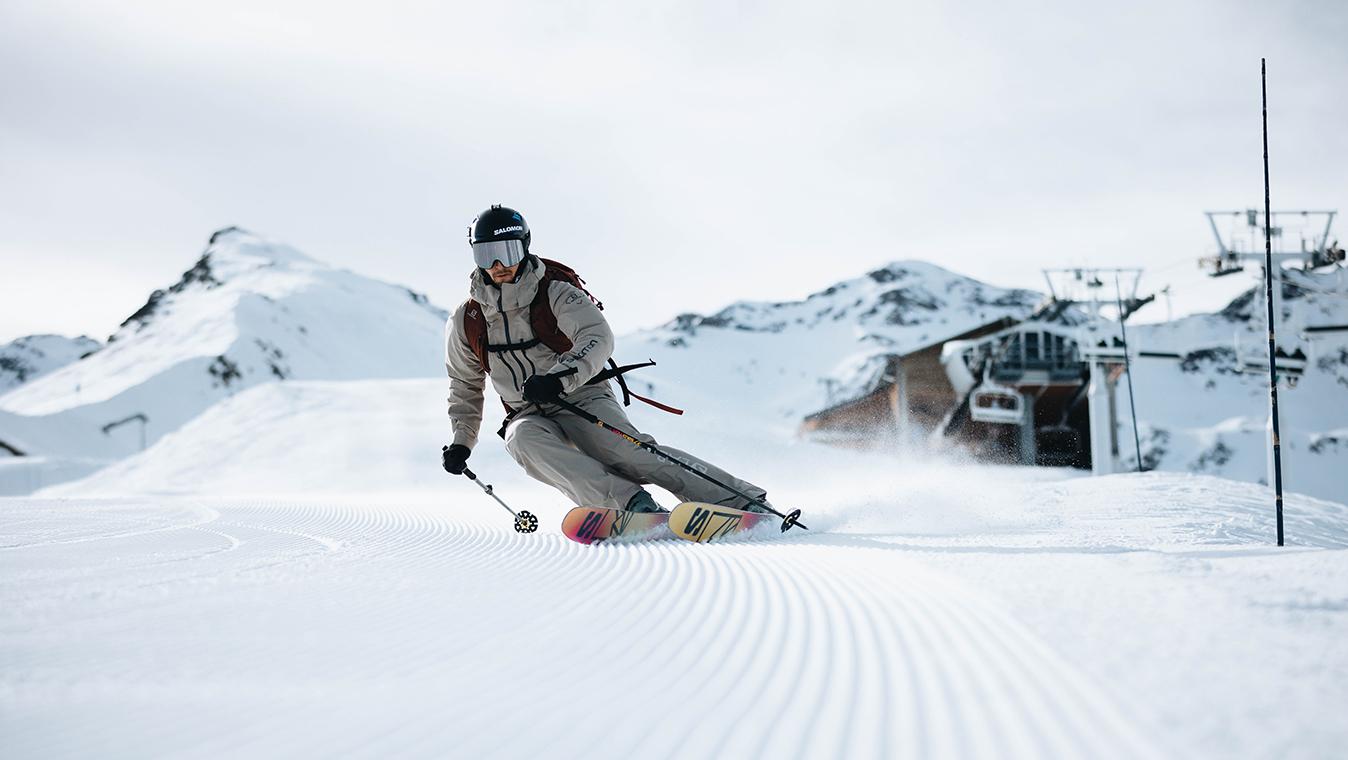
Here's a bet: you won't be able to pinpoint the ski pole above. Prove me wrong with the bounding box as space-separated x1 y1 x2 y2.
445 447 538 533
546 397 806 532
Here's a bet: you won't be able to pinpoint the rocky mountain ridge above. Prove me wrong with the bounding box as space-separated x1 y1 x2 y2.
0 227 449 459
0 334 102 397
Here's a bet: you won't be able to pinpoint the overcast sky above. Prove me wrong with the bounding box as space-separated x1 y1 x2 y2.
2 0 1345 344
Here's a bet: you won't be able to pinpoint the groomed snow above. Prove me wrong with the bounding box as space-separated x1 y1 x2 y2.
3 379 1347 759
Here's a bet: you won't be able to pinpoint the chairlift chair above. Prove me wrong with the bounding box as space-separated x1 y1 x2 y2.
969 373 1025 425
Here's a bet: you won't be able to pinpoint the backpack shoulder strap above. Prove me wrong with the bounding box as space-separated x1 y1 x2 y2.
529 257 598 356
462 299 490 374
538 257 603 310
529 279 574 355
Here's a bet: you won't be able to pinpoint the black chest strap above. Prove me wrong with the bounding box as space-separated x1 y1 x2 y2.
486 338 542 353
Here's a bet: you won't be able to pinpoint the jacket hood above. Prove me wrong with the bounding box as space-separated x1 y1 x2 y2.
468 257 544 315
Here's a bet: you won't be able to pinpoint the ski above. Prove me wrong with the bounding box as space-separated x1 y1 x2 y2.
668 502 775 543
561 506 670 545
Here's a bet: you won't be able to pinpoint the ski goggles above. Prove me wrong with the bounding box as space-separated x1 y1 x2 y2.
472 239 526 269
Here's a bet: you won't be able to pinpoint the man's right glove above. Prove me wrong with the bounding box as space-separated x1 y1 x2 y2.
441 444 471 475
522 373 565 405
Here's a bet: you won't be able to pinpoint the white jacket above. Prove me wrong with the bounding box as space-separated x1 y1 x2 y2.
444 257 615 450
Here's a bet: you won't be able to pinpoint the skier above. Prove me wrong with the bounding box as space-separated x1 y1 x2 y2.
441 204 772 515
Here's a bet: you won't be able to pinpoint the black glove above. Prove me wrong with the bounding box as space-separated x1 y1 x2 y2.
441 444 470 475
522 373 565 404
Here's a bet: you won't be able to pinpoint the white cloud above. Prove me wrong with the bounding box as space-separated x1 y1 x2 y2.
1 0 1344 342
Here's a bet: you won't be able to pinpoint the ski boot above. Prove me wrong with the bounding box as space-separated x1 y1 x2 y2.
625 490 668 513
741 493 774 514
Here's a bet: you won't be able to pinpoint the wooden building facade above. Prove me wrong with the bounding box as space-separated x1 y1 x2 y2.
799 318 1019 447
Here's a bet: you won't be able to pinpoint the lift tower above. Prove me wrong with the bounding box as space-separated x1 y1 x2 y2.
1200 208 1343 497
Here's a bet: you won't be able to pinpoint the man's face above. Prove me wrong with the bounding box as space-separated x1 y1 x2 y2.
487 261 520 284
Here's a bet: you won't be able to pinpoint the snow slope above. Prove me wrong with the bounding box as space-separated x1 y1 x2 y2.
6 463 1346 757
50 380 463 495
15 378 1347 758
0 228 447 461
0 334 101 397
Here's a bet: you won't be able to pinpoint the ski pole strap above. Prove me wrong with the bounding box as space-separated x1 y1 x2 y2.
606 359 636 409
624 389 684 415
584 359 653 386
584 359 685 415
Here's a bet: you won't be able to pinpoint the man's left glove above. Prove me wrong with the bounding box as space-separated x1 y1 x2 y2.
522 373 565 404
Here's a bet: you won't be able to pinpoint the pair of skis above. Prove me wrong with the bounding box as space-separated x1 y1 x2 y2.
453 462 803 543
561 502 784 545
452 400 806 543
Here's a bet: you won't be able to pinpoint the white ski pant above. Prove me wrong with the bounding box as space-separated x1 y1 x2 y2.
503 388 767 510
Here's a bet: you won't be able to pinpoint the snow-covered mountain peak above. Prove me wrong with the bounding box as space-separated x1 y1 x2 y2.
621 259 1044 434
204 226 319 274
111 227 325 343
1135 266 1348 361
0 334 102 396
661 259 1042 338
0 229 449 457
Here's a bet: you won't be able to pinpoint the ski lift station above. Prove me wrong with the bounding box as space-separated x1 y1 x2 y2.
800 273 1150 472
800 209 1343 475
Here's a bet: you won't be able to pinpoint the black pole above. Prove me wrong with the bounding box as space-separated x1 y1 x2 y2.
1261 58 1286 547
547 397 806 531
1114 275 1144 471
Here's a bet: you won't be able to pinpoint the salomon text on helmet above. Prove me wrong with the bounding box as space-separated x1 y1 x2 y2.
469 205 530 269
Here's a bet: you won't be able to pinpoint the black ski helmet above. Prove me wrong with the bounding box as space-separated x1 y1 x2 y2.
469 205 530 247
